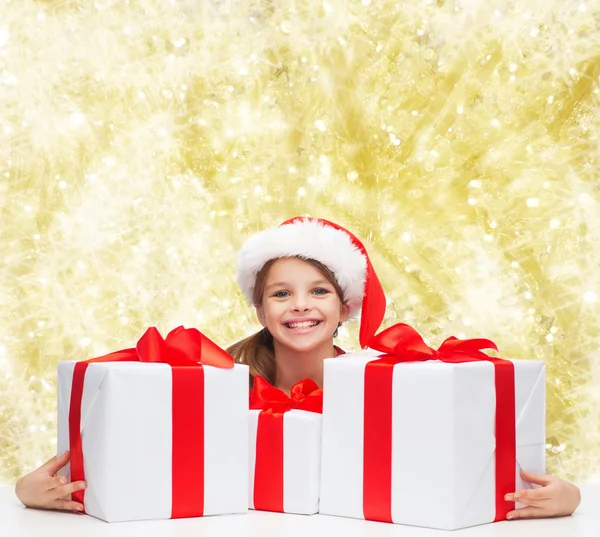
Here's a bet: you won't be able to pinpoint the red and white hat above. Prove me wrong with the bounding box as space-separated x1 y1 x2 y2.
236 217 386 348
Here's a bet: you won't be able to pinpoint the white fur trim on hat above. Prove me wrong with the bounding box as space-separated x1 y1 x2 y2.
237 219 368 318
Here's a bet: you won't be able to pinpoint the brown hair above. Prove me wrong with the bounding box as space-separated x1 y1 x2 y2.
227 257 345 388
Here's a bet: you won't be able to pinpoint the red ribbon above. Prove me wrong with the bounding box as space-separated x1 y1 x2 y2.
249 377 323 512
68 326 233 518
363 323 515 523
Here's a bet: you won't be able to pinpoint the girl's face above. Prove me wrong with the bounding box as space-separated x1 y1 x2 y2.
256 257 349 355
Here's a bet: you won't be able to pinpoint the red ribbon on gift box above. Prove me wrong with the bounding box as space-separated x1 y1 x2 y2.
68 326 234 518
249 377 323 512
363 323 516 524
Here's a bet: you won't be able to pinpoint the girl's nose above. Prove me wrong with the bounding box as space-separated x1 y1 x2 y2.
292 295 310 311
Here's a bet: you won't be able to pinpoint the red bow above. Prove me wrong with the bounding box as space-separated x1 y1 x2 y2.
84 325 234 368
369 322 498 364
250 377 323 415
69 326 233 518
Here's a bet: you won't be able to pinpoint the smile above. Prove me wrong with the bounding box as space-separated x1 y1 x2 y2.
284 320 322 329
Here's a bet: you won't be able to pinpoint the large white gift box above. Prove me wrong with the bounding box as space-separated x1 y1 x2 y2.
57 327 249 523
320 325 546 531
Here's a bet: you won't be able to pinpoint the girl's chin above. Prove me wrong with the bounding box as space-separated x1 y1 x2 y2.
277 335 335 353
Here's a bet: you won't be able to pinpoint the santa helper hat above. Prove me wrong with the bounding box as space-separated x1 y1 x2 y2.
237 217 386 348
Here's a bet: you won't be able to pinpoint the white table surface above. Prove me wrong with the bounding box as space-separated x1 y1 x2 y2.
0 484 597 536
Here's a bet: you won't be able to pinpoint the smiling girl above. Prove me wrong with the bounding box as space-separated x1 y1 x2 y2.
227 216 386 392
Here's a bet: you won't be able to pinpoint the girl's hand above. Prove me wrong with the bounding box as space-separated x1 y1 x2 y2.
15 451 86 512
505 469 581 520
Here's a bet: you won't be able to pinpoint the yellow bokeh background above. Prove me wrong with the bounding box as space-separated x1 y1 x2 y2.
1 0 599 484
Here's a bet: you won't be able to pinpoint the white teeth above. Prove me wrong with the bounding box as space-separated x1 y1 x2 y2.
287 321 319 329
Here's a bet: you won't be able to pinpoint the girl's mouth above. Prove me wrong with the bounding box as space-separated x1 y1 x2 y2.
284 320 322 330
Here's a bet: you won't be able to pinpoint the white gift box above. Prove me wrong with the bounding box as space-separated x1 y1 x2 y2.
57 361 249 523
320 350 546 530
248 409 322 514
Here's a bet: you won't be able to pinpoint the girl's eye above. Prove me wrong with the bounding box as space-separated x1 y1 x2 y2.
312 287 330 295
273 290 290 298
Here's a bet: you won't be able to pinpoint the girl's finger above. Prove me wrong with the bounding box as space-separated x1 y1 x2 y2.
505 491 549 506
39 454 61 472
43 451 70 476
48 475 69 489
514 497 549 508
519 469 552 487
504 492 549 507
514 487 552 502
47 499 84 512
507 506 545 520
51 481 87 499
